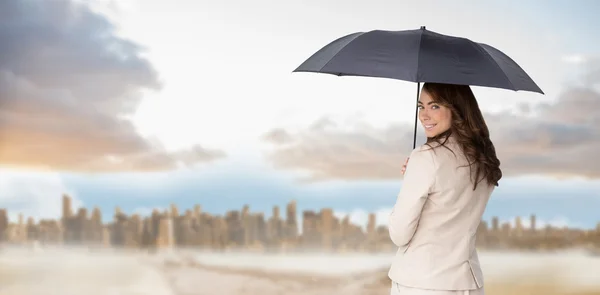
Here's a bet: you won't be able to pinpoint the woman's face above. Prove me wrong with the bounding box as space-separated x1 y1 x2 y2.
418 90 452 137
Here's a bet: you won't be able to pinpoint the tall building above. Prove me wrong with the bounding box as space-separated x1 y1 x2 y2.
286 200 298 239
157 216 174 249
16 213 26 243
62 194 73 220
0 209 7 242
491 216 499 232
367 213 376 236
515 216 523 236
115 206 122 217
268 206 282 242
302 211 318 248
320 208 334 251
193 205 202 219
242 205 250 245
170 203 179 219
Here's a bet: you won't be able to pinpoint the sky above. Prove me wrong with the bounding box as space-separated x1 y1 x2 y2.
0 0 599 229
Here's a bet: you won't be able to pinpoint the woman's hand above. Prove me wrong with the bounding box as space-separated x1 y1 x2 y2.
401 157 410 175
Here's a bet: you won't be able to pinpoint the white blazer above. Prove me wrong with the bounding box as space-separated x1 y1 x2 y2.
388 136 495 291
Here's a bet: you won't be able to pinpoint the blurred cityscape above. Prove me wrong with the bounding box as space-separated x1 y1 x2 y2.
1 194 600 253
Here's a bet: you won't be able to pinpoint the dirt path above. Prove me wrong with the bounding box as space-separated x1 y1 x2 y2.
160 255 388 295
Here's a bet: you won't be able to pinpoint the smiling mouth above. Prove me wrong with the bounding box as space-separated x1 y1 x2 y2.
424 124 437 130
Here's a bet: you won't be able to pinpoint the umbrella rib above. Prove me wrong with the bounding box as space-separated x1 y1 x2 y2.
475 44 515 90
318 32 367 73
415 31 424 82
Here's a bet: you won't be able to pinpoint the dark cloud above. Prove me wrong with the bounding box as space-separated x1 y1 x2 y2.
0 0 225 171
262 64 600 181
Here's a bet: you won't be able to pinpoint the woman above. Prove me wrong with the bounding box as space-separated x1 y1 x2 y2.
388 82 501 295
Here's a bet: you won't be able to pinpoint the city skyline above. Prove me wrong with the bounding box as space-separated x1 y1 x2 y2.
2 194 600 254
0 191 597 231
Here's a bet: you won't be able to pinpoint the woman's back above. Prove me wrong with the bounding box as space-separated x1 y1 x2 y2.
418 138 494 247
387 139 494 291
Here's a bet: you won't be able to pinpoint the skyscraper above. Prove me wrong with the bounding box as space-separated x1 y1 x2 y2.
286 200 298 239
0 209 8 242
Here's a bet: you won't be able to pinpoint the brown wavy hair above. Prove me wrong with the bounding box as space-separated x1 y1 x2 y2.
422 82 502 189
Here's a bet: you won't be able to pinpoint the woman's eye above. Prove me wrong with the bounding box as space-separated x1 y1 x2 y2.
431 105 439 109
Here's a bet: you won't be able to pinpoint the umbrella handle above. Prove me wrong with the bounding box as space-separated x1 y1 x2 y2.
412 82 420 149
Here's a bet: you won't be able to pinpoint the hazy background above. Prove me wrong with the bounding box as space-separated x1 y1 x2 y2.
1 0 600 294
2 248 600 295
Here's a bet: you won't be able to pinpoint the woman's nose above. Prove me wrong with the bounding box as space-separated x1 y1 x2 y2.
419 109 429 120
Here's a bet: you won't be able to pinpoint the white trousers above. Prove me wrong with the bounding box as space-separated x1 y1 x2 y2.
390 282 484 295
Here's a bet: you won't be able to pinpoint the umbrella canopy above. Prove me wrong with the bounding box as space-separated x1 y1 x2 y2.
293 26 544 149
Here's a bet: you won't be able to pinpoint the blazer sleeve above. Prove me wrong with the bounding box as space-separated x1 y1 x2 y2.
388 146 437 247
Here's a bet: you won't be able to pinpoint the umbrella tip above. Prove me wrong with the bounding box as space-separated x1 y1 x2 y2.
420 26 426 30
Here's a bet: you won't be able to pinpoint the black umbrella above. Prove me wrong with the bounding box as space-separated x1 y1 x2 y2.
293 26 544 149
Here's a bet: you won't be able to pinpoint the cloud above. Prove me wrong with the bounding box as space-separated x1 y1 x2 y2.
261 62 600 181
262 119 415 181
0 0 225 172
562 54 586 65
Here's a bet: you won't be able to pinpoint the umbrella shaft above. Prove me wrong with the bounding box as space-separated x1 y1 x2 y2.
413 82 420 149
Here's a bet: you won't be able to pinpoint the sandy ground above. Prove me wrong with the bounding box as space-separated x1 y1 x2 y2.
0 248 175 295
1 247 600 295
